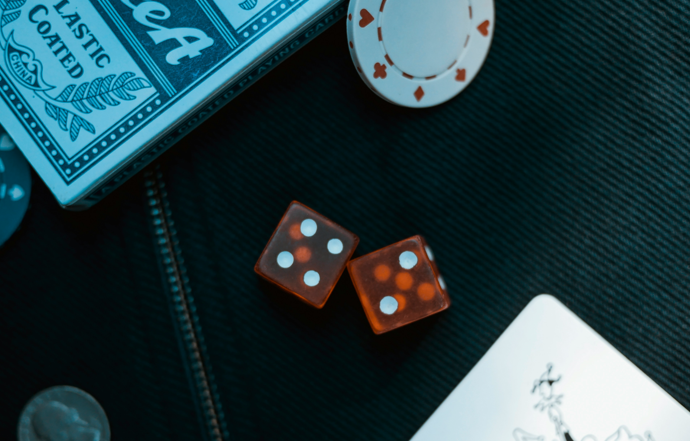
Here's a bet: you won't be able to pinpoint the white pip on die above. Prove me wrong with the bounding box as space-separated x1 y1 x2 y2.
255 201 359 308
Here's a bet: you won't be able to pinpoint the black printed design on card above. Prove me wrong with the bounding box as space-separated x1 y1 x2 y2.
513 364 656 441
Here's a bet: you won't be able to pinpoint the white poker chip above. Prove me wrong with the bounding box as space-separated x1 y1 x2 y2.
347 0 495 108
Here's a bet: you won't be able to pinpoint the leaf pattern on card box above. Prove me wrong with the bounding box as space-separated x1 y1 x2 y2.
54 72 152 114
0 0 26 11
41 72 151 141
0 0 25 28
45 102 96 142
1 10 19 26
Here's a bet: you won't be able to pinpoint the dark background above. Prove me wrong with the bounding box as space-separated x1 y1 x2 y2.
2 0 690 439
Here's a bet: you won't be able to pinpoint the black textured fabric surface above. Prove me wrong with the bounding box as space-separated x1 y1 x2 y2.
2 0 690 440
0 175 201 440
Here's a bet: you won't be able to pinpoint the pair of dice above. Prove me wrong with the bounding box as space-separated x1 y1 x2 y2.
255 201 451 334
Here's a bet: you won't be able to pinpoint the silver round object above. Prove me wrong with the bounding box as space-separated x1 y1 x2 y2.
17 386 110 441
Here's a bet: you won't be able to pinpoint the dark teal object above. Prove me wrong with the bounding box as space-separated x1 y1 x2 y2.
0 128 30 247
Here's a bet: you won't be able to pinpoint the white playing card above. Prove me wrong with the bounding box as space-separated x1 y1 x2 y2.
411 295 690 441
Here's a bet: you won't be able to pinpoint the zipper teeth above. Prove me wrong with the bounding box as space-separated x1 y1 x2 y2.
145 167 226 441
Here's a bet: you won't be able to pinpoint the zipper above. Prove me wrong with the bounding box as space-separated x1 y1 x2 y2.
145 166 227 441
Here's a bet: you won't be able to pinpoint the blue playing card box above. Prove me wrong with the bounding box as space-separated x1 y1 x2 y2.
0 0 343 209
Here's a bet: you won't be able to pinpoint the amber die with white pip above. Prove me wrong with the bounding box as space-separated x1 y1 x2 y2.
347 236 450 334
254 201 359 308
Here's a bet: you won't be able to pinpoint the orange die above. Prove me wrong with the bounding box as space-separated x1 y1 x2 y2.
255 201 359 308
347 236 450 334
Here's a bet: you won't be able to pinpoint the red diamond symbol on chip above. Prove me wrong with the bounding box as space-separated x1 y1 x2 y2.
414 86 424 102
